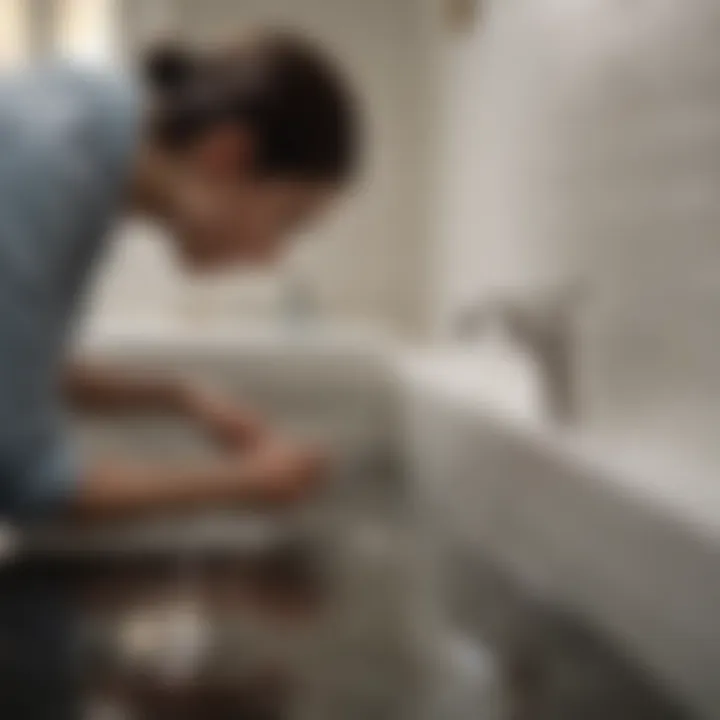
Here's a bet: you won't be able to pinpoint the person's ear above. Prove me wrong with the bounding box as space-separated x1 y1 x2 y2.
193 123 254 180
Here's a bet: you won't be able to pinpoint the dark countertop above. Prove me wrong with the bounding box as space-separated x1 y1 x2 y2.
0 503 421 720
0 552 318 719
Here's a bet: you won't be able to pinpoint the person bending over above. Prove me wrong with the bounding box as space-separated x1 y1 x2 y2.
0 31 359 520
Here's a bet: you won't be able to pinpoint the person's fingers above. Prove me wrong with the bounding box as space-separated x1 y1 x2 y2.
186 383 268 449
241 441 329 506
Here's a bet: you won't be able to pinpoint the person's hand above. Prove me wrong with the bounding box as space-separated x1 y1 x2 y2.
180 382 268 451
75 439 329 520
241 440 327 507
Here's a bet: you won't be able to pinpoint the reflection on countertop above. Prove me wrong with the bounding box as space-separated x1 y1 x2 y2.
0 495 422 720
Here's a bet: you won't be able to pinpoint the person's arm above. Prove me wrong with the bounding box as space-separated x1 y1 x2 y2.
62 366 327 520
64 362 187 415
65 362 266 449
73 441 326 521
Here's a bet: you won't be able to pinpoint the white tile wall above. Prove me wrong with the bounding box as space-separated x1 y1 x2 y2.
435 0 720 462
90 0 439 336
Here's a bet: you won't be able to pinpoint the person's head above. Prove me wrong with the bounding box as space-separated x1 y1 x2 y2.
141 31 360 270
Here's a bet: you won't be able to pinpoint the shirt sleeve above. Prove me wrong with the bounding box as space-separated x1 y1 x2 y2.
0 125 85 519
0 435 80 520
0 64 137 520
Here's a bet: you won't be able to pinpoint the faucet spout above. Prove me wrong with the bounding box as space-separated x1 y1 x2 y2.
453 282 585 424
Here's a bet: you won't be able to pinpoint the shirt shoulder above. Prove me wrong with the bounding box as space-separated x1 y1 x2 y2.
0 61 139 178
0 63 140 305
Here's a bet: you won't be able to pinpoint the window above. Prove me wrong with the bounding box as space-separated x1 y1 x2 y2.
55 0 119 64
0 0 31 69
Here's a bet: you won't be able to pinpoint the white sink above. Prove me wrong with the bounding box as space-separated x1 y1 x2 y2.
400 351 720 720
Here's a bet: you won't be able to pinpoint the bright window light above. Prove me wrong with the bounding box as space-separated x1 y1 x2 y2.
0 0 31 69
55 0 119 64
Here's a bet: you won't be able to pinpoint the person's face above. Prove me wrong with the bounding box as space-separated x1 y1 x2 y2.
166 125 337 271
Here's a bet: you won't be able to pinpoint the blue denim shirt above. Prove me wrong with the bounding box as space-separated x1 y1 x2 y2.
0 63 139 518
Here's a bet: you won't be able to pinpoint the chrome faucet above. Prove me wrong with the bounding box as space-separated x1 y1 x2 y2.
453 283 585 424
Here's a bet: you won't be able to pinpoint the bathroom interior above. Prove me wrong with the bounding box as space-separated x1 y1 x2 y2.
2 0 720 718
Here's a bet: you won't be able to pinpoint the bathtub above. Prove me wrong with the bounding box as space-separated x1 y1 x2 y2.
401 351 720 720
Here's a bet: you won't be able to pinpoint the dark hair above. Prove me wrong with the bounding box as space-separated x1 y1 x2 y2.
145 32 360 184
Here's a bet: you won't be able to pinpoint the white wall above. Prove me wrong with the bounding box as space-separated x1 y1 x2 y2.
435 0 720 464
89 0 438 336
434 0 587 326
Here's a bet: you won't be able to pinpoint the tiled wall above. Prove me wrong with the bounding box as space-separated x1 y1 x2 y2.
89 0 438 336
436 0 720 462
